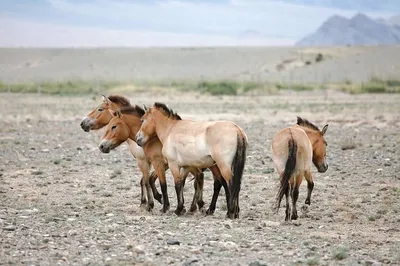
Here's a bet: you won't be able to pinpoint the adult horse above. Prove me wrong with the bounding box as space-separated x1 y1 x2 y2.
80 95 162 208
135 102 248 219
271 117 329 221
98 103 230 215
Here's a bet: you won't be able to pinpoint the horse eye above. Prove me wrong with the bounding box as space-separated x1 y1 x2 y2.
98 108 103 112
111 125 117 130
141 119 144 123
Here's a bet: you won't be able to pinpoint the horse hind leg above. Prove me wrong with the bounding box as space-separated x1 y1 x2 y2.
205 165 224 215
304 169 314 205
291 174 302 220
285 182 291 221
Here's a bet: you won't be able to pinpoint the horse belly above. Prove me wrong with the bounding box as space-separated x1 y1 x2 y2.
176 140 215 168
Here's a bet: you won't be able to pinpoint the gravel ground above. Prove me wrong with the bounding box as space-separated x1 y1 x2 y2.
0 91 399 266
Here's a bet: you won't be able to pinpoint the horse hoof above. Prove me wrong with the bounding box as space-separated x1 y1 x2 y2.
174 208 186 216
205 209 214 216
197 200 205 210
189 205 197 213
160 205 170 213
155 195 163 204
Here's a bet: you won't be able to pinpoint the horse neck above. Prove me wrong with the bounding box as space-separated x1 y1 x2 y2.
123 114 142 140
298 126 319 146
153 111 177 144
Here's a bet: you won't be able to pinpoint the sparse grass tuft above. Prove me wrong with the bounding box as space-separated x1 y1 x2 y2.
110 168 122 179
332 246 349 260
276 83 315 91
306 257 319 266
197 81 238 95
341 77 400 94
340 139 357 150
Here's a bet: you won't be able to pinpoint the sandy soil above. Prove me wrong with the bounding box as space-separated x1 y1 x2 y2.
0 90 399 266
1 46 400 84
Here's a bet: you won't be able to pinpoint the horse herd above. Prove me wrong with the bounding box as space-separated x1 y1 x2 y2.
80 94 329 221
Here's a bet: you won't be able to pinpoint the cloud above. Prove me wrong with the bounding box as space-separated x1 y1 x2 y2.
0 16 295 47
0 0 398 47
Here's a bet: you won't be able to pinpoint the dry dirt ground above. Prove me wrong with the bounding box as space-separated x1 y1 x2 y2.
0 90 399 266
1 46 400 84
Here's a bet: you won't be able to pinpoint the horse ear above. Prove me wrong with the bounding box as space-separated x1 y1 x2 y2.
321 124 329 135
112 109 121 118
102 94 110 105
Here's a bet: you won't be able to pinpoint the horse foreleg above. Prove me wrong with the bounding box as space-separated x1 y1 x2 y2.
137 159 148 208
171 165 189 216
196 170 205 210
304 169 314 205
189 169 205 213
149 170 162 204
153 161 169 213
138 159 154 212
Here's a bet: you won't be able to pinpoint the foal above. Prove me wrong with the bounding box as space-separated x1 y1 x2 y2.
271 117 329 221
136 102 248 219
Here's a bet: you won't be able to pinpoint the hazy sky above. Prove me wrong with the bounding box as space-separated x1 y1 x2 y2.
1 0 399 47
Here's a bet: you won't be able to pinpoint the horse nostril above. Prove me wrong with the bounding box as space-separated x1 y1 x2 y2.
100 144 104 150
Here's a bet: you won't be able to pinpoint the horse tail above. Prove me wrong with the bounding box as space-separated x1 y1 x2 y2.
230 130 248 205
275 133 297 212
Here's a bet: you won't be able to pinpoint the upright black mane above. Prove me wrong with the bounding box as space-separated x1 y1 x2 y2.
297 116 320 132
154 102 182 120
117 105 145 118
107 95 131 107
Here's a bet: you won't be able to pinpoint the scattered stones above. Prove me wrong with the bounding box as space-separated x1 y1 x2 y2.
167 240 180 246
3 225 16 231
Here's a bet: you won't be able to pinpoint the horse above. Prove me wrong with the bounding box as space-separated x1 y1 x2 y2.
98 102 217 214
271 116 329 221
80 95 163 209
135 102 248 219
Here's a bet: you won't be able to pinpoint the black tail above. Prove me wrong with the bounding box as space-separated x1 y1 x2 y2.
275 137 297 212
230 132 248 204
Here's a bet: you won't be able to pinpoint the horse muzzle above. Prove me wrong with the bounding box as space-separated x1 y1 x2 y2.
317 162 328 173
99 139 113 153
135 132 145 147
80 117 93 132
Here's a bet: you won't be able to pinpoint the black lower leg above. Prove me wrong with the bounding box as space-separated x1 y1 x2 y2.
149 175 162 204
284 188 290 221
140 178 147 206
305 181 314 205
189 178 199 212
292 187 299 220
160 180 169 213
174 181 185 215
221 179 231 216
206 180 222 215
196 173 205 209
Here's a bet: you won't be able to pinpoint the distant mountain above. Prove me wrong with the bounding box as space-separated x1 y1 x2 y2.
296 13 400 46
386 15 400 26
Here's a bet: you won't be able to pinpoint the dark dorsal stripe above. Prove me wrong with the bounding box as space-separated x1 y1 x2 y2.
297 116 320 132
107 95 131 107
116 105 145 118
154 102 182 120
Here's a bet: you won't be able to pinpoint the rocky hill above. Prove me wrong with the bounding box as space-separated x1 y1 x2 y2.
297 13 400 46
